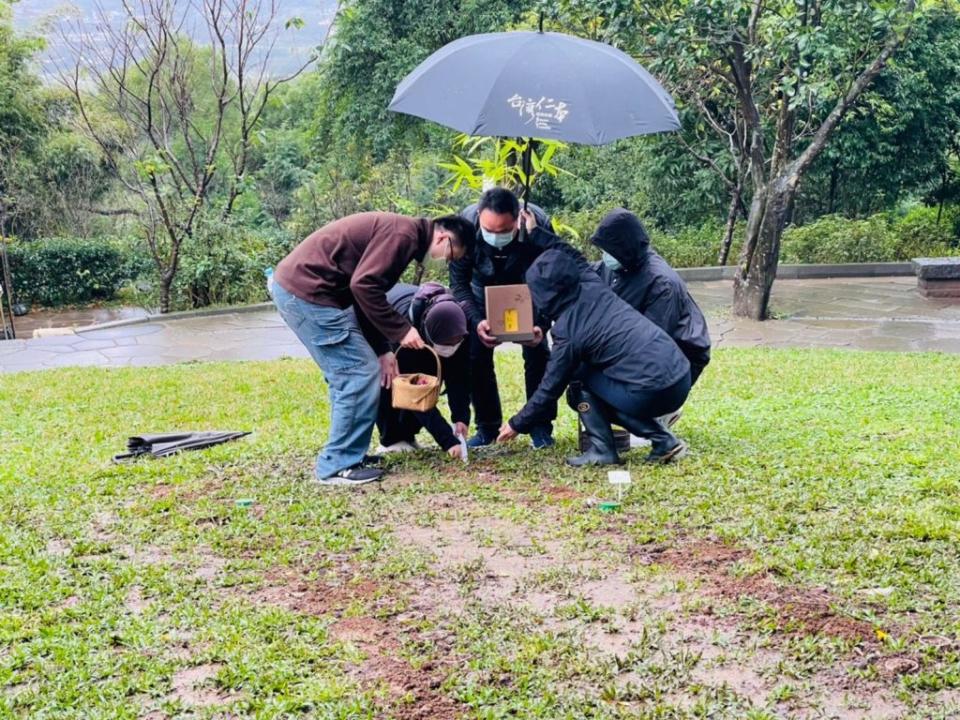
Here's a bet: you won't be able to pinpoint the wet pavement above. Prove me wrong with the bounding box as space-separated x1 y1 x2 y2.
2 277 959 373
7 305 150 338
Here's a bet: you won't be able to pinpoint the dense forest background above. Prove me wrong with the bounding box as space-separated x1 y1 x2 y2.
2 0 959 313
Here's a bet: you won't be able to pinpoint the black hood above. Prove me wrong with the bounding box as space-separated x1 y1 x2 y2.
526 249 582 322
591 208 650 269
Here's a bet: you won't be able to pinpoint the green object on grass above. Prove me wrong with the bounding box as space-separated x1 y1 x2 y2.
598 501 621 513
235 498 255 508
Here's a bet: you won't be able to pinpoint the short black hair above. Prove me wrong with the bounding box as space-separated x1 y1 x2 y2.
433 214 475 253
477 187 520 218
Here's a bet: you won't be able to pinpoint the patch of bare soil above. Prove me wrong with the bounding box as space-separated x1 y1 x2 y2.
247 569 379 616
247 563 462 719
542 484 584 501
651 538 883 646
391 502 911 719
165 663 241 708
329 617 460 720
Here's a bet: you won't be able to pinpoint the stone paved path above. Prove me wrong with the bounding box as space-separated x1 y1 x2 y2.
2 277 959 373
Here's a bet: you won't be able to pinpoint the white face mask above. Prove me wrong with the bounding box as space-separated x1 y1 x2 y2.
433 341 463 358
481 227 515 248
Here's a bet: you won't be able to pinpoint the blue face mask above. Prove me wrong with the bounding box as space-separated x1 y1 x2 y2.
481 227 515 249
602 251 622 271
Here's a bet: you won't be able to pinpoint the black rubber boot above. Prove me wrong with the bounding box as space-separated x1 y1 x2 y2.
565 385 621 467
611 412 687 464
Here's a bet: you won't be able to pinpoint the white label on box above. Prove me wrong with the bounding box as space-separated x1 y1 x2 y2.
608 470 632 485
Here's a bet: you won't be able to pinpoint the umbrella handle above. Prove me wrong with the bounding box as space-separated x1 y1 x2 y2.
518 140 532 242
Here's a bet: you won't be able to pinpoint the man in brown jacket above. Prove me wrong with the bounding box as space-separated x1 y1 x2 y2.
271 211 474 486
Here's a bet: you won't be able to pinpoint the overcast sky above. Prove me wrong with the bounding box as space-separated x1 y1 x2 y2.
12 0 336 76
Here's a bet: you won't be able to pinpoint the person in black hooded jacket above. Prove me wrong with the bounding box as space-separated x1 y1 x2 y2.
496 224 693 466
591 209 711 386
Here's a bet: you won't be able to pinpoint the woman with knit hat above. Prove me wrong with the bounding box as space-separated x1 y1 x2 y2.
350 282 472 457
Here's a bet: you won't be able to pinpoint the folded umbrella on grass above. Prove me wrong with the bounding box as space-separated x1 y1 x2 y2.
113 431 251 462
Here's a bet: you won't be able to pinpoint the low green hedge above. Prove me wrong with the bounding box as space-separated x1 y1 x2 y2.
780 206 960 264
7 237 148 307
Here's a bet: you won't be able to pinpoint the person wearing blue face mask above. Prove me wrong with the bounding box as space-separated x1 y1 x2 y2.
591 209 711 394
450 187 565 450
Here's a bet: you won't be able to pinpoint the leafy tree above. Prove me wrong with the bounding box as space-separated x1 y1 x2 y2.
797 9 960 221
548 0 936 314
320 0 528 157
58 0 314 312
0 0 46 322
0 0 45 239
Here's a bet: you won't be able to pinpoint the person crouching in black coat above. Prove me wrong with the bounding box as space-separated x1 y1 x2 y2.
496 244 692 466
354 283 471 458
591 209 711 386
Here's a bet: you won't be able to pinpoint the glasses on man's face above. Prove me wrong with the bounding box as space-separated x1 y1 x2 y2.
443 236 458 261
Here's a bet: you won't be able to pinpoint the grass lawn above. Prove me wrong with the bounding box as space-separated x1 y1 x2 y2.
1 348 959 719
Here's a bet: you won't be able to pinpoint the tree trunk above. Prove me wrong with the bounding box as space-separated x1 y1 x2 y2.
732 179 795 319
719 186 741 266
159 276 174 314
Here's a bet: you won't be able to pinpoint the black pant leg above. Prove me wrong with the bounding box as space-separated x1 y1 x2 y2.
585 369 691 420
377 388 419 446
522 340 556 429
468 323 502 433
689 361 706 387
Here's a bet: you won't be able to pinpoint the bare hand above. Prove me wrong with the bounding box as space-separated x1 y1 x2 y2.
497 422 519 443
477 319 501 348
378 352 398 389
400 327 425 350
454 422 468 439
519 208 538 233
519 326 544 348
447 444 463 458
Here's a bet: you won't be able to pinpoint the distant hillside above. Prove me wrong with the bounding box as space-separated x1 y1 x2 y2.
12 0 337 76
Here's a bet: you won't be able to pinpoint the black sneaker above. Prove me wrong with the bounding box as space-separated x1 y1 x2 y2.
362 454 383 466
466 429 497 448
530 426 555 450
314 465 384 486
644 440 688 465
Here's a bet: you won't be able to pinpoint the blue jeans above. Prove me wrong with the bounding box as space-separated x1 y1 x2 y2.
271 282 380 479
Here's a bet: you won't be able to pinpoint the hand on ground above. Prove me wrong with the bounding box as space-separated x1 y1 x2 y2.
497 422 519 443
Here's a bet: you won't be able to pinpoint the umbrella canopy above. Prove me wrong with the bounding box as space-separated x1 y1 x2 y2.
389 30 680 145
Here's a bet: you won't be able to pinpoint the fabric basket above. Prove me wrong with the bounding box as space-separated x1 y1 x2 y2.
391 346 442 412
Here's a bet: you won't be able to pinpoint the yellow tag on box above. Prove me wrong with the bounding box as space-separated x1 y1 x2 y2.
484 284 535 342
504 308 519 332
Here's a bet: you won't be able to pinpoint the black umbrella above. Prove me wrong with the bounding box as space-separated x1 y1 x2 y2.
113 431 251 462
389 23 680 207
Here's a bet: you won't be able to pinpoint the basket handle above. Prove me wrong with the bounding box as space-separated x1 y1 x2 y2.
396 344 442 386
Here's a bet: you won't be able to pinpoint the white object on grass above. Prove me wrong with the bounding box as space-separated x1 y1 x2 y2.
608 470 632 503
376 440 419 454
457 433 468 464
